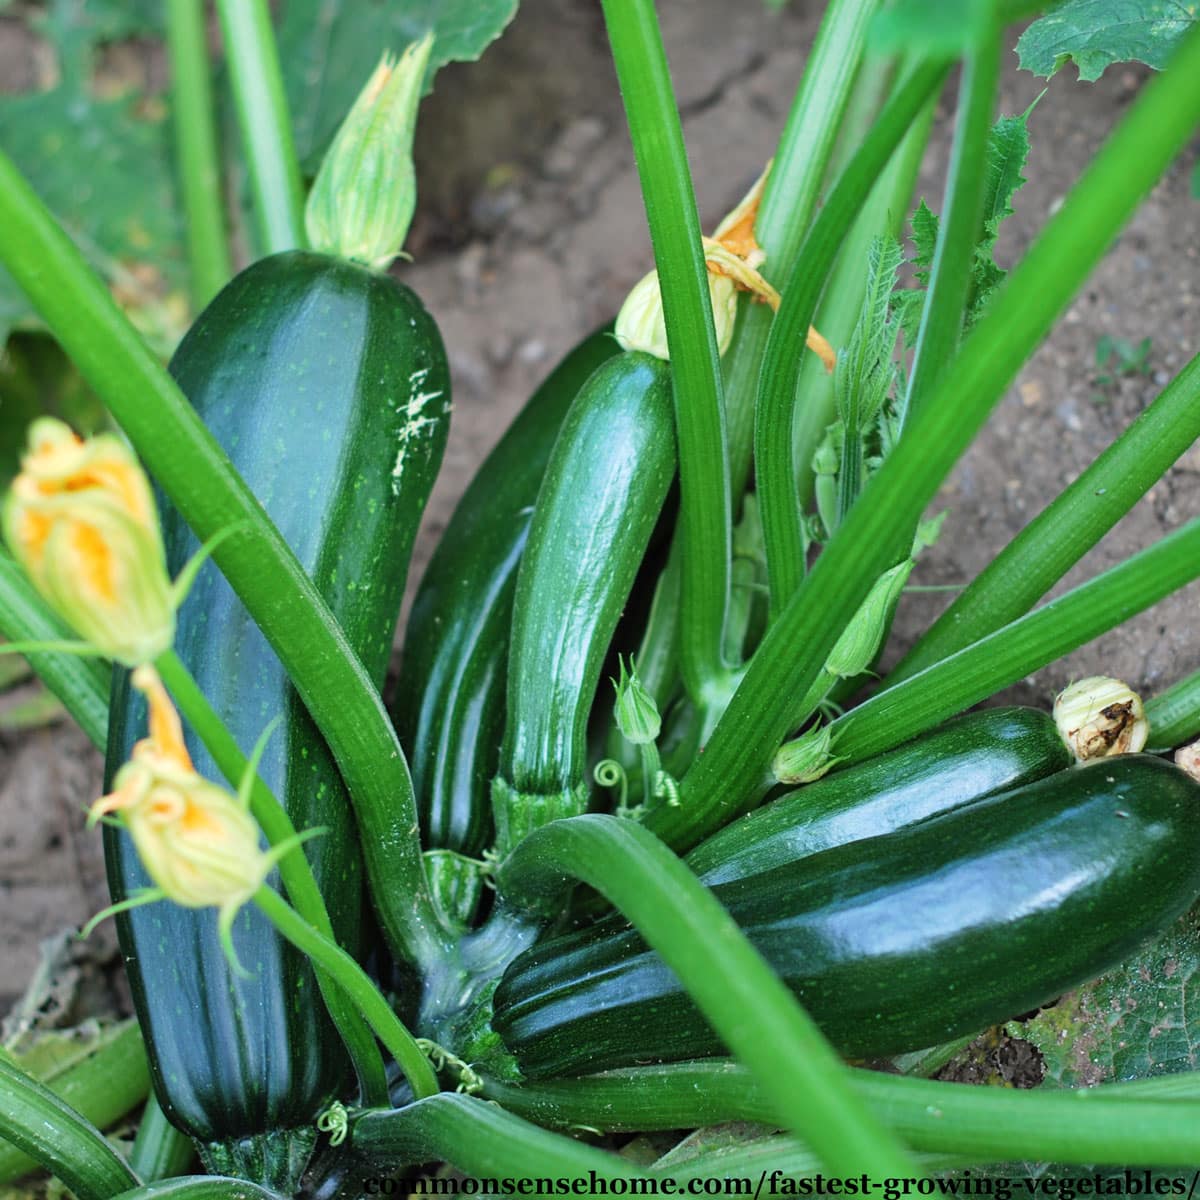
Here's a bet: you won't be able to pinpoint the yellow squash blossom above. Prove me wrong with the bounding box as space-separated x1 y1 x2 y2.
2 418 174 666
615 164 836 370
87 666 305 972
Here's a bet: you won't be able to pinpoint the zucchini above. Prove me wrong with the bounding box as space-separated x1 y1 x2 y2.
490 756 1200 1076
491 351 676 854
104 251 449 1180
688 706 1071 885
396 327 617 861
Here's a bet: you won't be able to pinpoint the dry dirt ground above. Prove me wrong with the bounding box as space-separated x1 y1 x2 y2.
1 0 1198 1012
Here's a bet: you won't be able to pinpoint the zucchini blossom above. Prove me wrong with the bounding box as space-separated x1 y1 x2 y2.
3 418 174 666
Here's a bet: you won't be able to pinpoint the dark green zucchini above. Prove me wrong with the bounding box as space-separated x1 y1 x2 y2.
688 706 1071 885
104 251 449 1179
490 756 1200 1076
396 327 617 860
491 351 676 854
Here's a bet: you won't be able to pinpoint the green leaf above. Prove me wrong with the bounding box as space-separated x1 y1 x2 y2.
870 0 993 57
276 0 520 171
0 0 186 349
1016 905 1200 1087
981 105 1035 232
995 906 1200 1179
834 235 903 430
1017 0 1198 81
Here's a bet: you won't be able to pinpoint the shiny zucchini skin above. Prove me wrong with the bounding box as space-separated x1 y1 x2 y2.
688 706 1071 885
492 756 1200 1076
104 252 449 1166
396 328 617 858
491 351 676 852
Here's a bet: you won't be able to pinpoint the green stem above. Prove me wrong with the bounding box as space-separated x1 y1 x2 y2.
0 1055 139 1200
214 0 305 256
756 61 950 618
649 24 1200 852
251 888 439 1100
128 1095 195 1183
499 814 921 1177
892 350 1200 684
154 650 388 1107
0 547 110 750
901 25 1002 424
725 0 884 498
0 1021 148 1187
105 1178 284 1200
0 149 446 969
352 1093 641 1180
600 0 730 699
793 90 936 507
1146 667 1200 753
166 0 232 308
829 516 1200 765
486 1061 1200 1167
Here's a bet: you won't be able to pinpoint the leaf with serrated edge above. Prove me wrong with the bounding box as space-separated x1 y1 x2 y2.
276 0 520 171
1017 0 1197 82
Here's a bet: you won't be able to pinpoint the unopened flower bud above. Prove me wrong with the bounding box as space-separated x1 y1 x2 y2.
615 267 740 361
3 419 173 666
825 559 914 679
773 722 836 784
1053 676 1149 761
613 658 661 746
305 33 434 270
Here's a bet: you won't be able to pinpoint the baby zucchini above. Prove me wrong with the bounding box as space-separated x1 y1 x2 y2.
396 327 617 861
491 351 676 854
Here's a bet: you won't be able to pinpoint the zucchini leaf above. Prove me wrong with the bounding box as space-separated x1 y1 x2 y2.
276 0 520 171
0 0 187 350
1015 905 1200 1086
1017 0 1197 81
870 0 994 57
964 908 1200 1179
0 0 520 343
895 105 1033 343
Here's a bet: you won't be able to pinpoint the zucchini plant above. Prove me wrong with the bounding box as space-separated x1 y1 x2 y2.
1 0 1200 1192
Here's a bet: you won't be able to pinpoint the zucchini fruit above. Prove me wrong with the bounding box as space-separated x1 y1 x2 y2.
396 328 617 861
104 252 449 1178
688 706 1071 885
491 351 676 854
490 756 1200 1076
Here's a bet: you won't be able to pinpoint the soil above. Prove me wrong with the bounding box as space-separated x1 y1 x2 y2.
2 0 1199 1017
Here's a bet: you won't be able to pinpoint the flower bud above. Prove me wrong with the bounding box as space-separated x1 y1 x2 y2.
615 267 740 361
3 418 174 666
614 161 839 366
1053 676 1149 762
90 667 272 920
824 558 914 679
305 34 434 270
613 657 661 746
773 722 836 784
